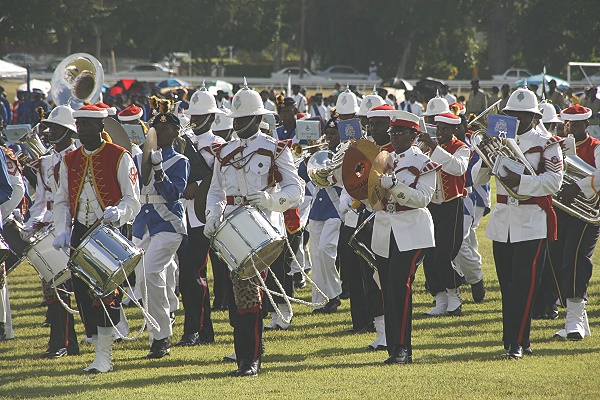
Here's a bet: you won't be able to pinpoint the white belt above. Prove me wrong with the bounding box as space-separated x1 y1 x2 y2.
142 194 168 204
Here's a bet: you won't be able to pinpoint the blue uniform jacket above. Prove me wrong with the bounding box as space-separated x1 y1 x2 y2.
132 145 189 239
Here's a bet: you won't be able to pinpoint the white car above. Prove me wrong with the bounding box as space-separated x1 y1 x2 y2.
491 68 532 83
316 65 370 81
116 64 175 77
3 53 42 68
270 66 324 81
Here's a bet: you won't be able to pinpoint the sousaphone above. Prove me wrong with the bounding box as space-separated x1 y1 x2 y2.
50 53 104 109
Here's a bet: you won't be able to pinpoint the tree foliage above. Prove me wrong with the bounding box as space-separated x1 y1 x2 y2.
0 0 599 79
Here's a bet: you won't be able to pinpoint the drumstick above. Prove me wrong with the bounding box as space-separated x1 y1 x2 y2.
81 217 104 241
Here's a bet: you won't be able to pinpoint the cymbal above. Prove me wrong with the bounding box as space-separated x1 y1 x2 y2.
103 117 132 153
142 127 157 186
341 139 379 200
193 175 212 224
368 150 393 211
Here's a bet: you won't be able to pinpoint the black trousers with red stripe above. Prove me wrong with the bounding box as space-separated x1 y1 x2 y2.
265 230 299 310
47 283 78 353
71 221 121 336
376 235 429 357
177 224 214 342
423 197 464 295
548 209 600 301
493 238 547 348
209 248 229 309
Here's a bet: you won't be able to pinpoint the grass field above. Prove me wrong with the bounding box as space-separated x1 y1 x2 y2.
1 209 600 399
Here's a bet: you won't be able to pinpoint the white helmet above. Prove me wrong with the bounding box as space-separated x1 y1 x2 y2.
539 102 562 124
211 109 234 131
336 89 360 115
227 80 274 118
185 83 224 116
503 88 542 116
41 105 77 132
424 97 449 116
357 94 385 117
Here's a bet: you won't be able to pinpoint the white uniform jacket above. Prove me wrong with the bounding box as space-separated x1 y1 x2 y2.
27 144 76 227
206 131 303 234
473 127 563 243
372 146 438 258
181 130 226 228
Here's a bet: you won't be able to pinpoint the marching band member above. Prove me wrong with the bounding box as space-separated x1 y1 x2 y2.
0 148 13 342
451 104 489 303
473 88 563 359
373 110 438 364
551 105 599 340
340 104 393 347
24 106 79 358
0 142 26 344
132 105 189 358
175 86 225 346
53 104 140 373
309 119 344 314
204 85 302 377
420 112 471 316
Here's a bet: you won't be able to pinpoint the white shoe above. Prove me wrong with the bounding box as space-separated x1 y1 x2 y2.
566 298 588 338
84 327 114 373
368 315 386 350
276 303 292 329
425 292 448 316
113 308 130 340
264 312 280 330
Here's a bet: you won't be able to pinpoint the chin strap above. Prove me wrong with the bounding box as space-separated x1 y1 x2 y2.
235 116 261 137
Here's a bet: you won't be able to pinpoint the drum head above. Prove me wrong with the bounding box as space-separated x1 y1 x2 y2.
237 238 285 279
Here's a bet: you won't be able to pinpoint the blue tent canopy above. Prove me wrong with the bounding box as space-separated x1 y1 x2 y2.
155 78 190 89
514 74 569 91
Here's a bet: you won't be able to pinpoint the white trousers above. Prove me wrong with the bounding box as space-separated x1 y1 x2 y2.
134 231 183 340
453 205 485 284
0 283 13 339
309 218 342 305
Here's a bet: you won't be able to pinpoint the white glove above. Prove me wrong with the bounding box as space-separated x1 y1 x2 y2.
247 191 273 209
53 231 71 251
380 174 397 190
21 224 36 241
151 150 163 171
103 206 124 223
204 216 221 238
339 198 353 215
11 209 23 223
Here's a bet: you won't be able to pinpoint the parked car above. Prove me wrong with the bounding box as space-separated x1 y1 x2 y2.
270 66 324 81
316 65 370 81
3 53 41 68
491 68 532 83
115 64 175 77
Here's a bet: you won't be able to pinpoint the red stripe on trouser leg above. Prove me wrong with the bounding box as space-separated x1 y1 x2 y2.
65 313 69 347
518 240 542 343
400 249 422 345
254 311 260 359
197 254 209 332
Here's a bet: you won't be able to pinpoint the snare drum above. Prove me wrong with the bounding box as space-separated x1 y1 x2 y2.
2 215 31 274
349 212 378 271
69 224 143 297
211 205 285 279
26 226 71 287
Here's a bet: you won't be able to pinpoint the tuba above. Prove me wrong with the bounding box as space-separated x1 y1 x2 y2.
50 53 104 109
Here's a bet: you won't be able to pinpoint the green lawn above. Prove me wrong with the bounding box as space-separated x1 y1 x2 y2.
1 209 600 399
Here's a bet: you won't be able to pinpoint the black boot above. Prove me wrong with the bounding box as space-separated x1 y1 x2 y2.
145 337 171 358
230 357 261 377
384 346 411 364
174 332 200 347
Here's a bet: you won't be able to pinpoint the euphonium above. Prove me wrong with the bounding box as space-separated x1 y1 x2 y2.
554 155 600 225
306 141 351 188
470 129 537 201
